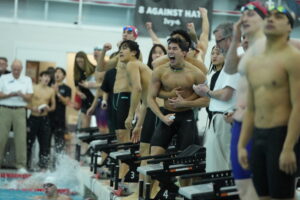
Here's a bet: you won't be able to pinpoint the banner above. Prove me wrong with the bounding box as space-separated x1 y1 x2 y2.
134 0 213 38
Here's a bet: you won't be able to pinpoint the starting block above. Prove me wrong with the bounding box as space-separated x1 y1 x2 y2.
179 170 239 200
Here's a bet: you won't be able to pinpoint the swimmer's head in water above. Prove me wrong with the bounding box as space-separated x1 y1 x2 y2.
267 5 295 28
122 25 138 41
167 38 188 67
170 29 192 49
43 182 57 197
119 40 140 62
241 1 267 19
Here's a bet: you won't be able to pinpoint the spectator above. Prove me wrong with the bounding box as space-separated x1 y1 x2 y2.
73 51 96 128
0 57 10 77
0 59 33 172
206 46 225 123
46 66 56 87
90 47 109 133
50 67 72 153
193 22 240 172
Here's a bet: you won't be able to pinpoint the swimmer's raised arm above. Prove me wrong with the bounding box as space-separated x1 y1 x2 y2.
96 43 118 72
186 22 198 44
145 22 161 45
197 7 210 60
224 18 242 74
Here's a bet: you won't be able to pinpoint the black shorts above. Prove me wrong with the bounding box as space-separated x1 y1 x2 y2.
151 108 199 151
81 97 94 114
112 92 131 130
140 108 160 143
251 126 300 199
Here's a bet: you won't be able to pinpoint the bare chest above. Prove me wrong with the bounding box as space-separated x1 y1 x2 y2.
248 57 288 90
161 72 195 91
33 88 52 103
115 67 128 83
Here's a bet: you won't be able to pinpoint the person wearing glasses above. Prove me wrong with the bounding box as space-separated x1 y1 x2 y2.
193 21 240 173
238 6 300 200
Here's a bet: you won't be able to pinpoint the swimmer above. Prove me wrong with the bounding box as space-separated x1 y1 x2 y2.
33 182 72 200
238 6 300 200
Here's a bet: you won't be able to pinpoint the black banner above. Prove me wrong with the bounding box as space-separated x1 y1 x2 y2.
134 0 213 37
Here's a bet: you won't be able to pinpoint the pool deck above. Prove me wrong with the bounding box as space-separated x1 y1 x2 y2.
79 166 121 200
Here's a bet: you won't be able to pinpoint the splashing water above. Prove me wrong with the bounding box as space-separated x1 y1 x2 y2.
5 154 83 194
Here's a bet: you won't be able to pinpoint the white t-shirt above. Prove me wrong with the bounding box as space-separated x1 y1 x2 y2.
0 73 33 107
209 68 240 112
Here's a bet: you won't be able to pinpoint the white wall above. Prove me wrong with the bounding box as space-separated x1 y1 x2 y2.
0 18 214 130
0 20 154 72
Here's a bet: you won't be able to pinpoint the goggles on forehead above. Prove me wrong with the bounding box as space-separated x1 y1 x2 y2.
268 5 289 14
123 26 133 32
268 5 294 28
240 2 267 19
240 4 256 12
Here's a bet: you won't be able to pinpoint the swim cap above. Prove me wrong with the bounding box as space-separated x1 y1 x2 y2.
123 25 138 38
241 1 268 19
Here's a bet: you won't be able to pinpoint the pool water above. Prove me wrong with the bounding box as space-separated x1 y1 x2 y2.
0 189 84 200
0 177 84 200
0 156 87 199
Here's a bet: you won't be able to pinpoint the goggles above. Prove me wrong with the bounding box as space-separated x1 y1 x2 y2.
241 4 256 12
240 2 267 19
268 6 294 28
123 26 138 38
43 183 54 188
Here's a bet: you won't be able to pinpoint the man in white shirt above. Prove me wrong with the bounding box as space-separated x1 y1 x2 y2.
193 22 240 172
0 59 33 170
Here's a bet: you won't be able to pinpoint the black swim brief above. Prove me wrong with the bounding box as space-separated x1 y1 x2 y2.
151 108 199 150
251 126 300 199
112 92 131 130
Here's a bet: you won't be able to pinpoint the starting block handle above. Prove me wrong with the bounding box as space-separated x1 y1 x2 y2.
181 170 232 180
148 152 205 165
76 127 99 133
137 152 178 161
